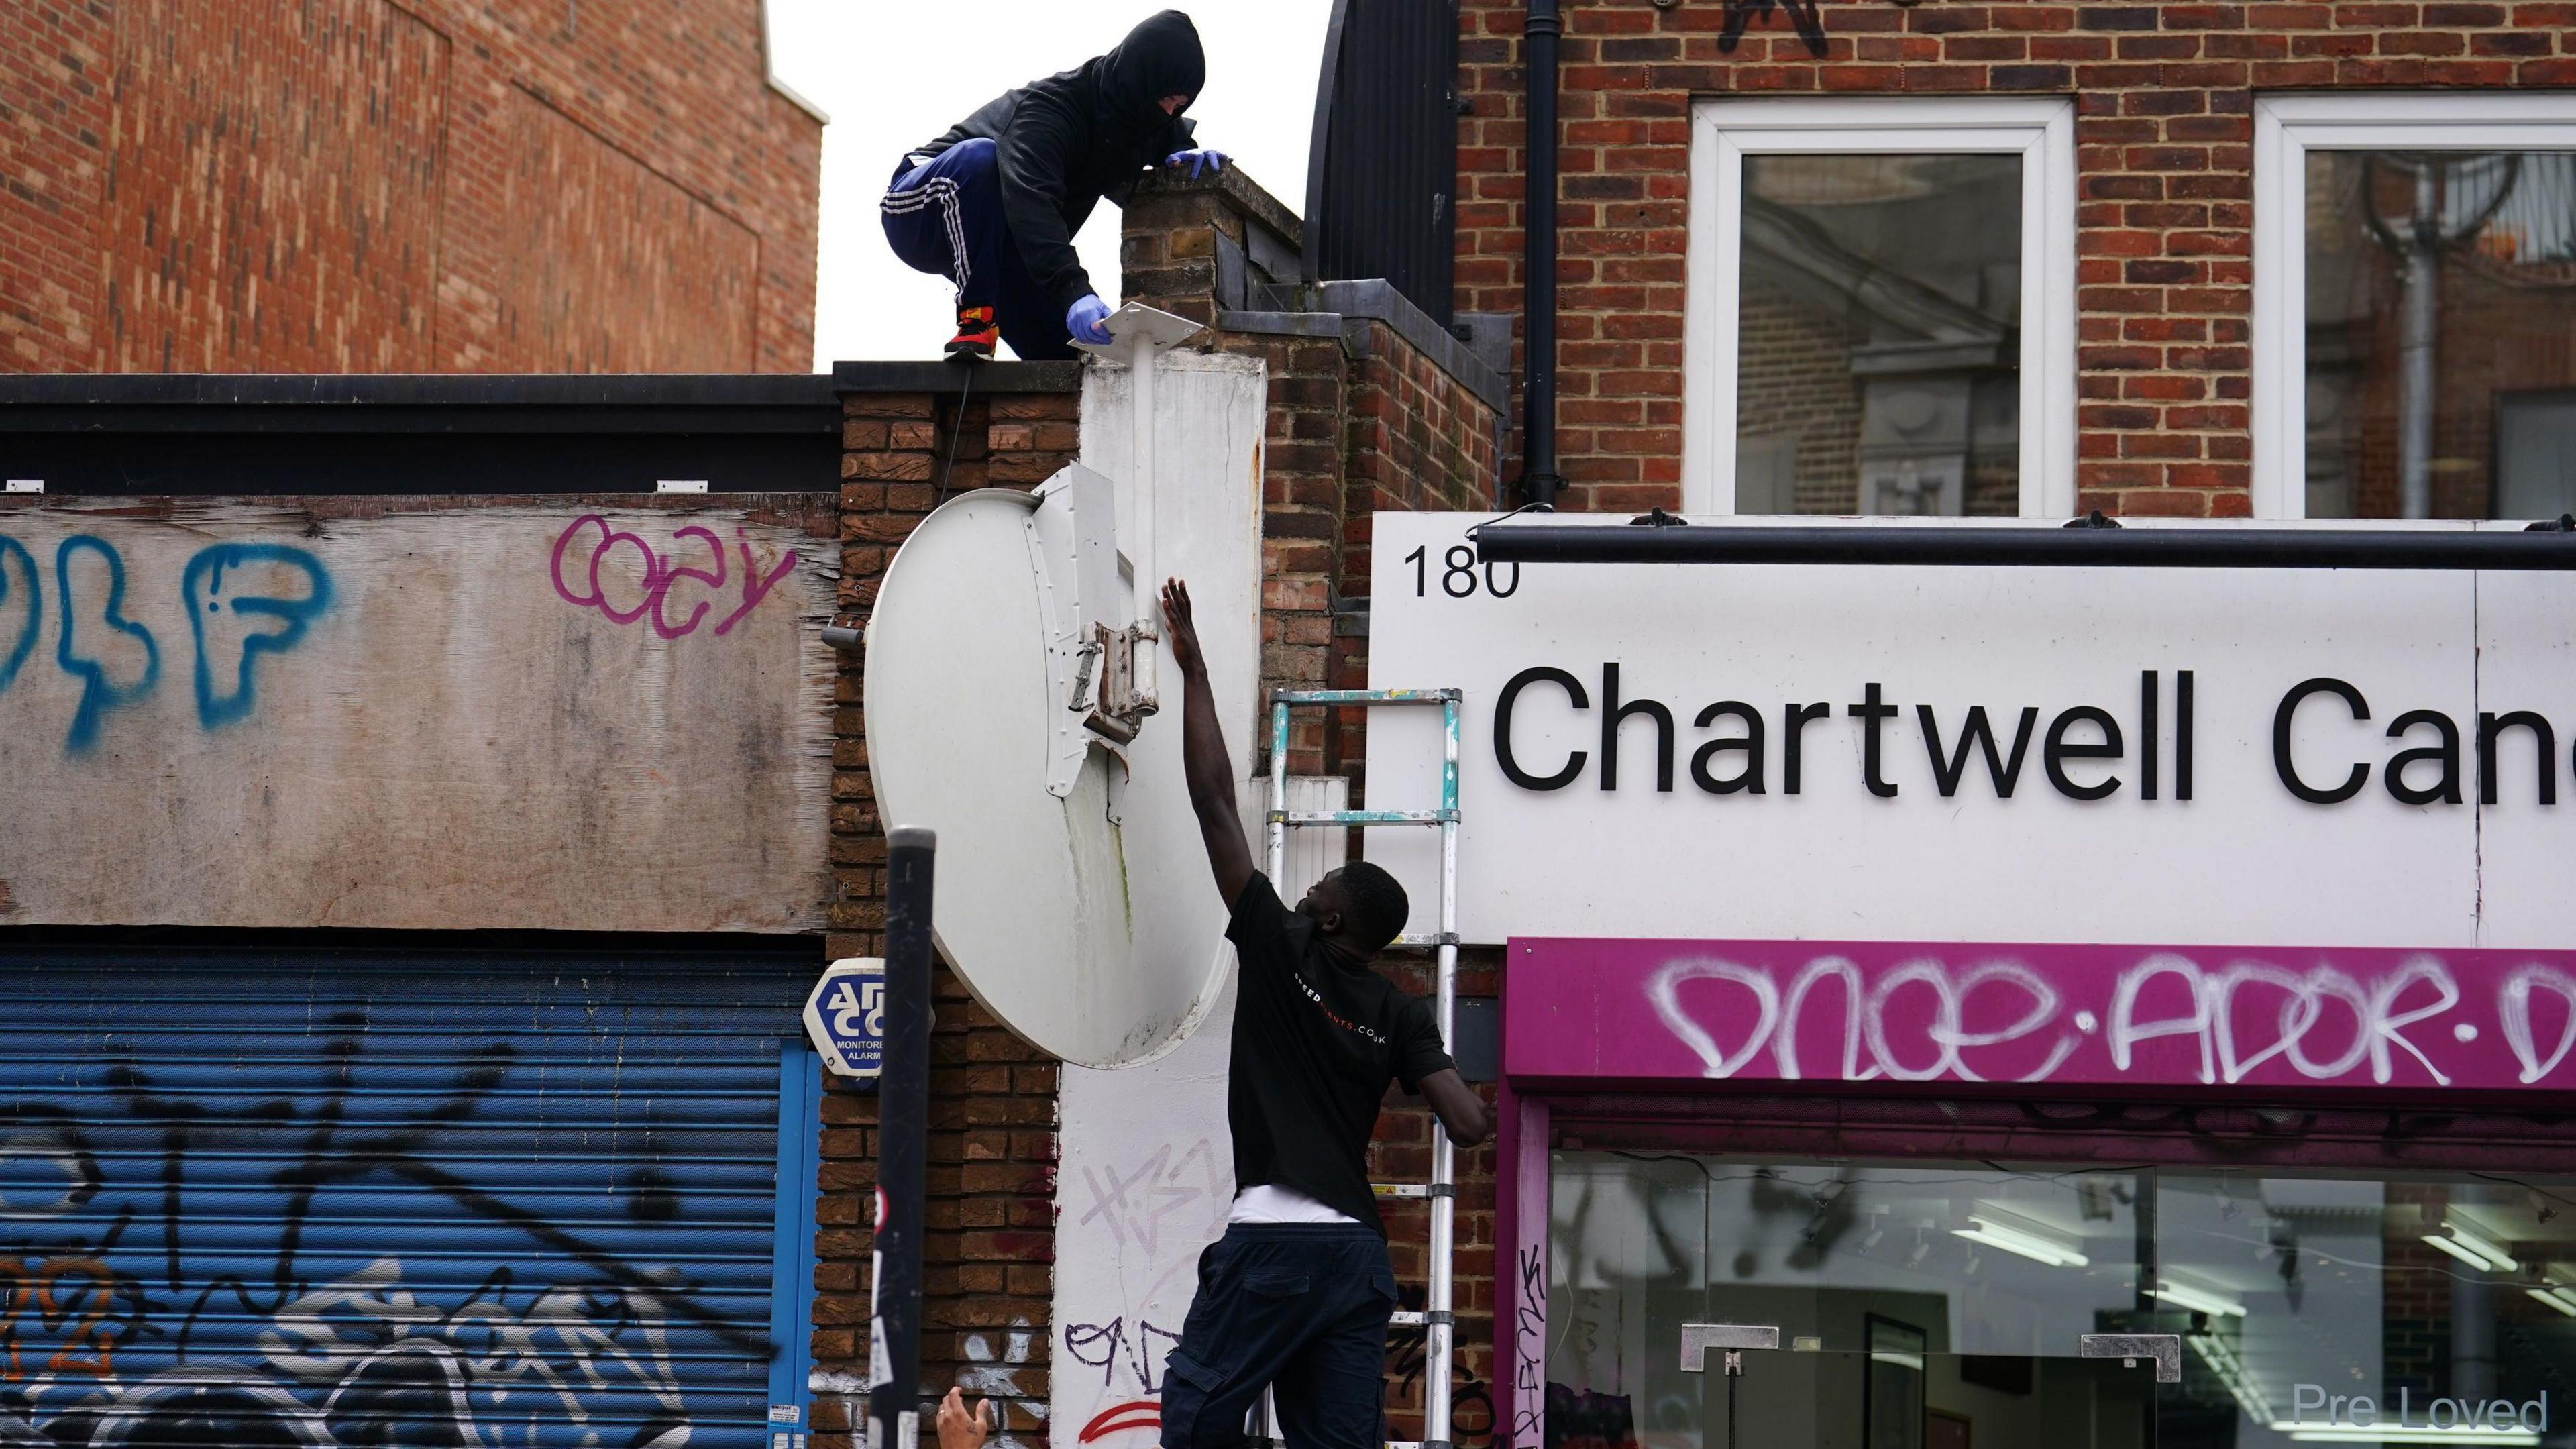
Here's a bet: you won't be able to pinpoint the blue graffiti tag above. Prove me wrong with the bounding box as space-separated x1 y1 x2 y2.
182 541 333 729
54 535 161 753
0 533 38 689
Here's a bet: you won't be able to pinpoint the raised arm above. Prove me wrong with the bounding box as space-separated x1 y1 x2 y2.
1161 579 1255 906
1419 1068 1493 1148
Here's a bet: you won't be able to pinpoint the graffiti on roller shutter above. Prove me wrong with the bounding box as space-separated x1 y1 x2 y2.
0 1019 769 1447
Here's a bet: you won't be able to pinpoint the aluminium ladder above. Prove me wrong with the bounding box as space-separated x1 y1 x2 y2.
1257 687 1464 1449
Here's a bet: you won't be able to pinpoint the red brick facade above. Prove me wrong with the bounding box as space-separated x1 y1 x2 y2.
1 0 820 373
819 376 1086 1449
1452 0 2576 515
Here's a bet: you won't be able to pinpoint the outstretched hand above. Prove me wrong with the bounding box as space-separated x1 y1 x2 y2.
937 1387 994 1449
1161 578 1205 677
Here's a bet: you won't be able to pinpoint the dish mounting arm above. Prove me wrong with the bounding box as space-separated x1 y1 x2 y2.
1075 303 1203 730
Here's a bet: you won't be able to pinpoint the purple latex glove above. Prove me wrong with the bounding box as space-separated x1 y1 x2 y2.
1164 148 1228 180
1067 294 1114 346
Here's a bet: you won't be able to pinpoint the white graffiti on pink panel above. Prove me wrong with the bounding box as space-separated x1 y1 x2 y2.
1635 947 2576 1091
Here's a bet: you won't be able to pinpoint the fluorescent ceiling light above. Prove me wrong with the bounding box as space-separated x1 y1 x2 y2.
2446 1221 2520 1272
2422 1232 2498 1271
2186 1328 2275 1425
2528 1286 2576 1318
1951 1211 2088 1268
2149 1278 2248 1318
2421 1220 2520 1273
2277 1426 2537 1446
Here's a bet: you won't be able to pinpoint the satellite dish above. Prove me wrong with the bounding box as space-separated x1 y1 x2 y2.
865 306 1252 1069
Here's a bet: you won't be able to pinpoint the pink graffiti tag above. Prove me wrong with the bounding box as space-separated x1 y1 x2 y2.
549 515 800 639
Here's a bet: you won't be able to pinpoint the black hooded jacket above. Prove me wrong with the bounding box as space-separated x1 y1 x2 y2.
917 11 1206 318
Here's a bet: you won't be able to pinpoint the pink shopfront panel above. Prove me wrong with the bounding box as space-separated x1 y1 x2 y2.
1504 936 2576 1093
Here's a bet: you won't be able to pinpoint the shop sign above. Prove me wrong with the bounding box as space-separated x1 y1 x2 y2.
2290 1385 2549 1438
1364 513 2576 949
1507 937 2576 1092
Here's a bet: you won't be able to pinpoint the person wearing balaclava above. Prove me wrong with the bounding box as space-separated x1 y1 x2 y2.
882 11 1221 362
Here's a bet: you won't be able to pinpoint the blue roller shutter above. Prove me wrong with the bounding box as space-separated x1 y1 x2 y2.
0 943 817 1449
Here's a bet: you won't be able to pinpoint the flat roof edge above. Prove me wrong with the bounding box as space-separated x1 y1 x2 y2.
829 360 1085 393
0 374 850 409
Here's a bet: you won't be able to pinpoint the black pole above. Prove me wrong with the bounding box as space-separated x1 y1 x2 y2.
1520 0 1563 509
868 825 936 1449
1471 521 2576 570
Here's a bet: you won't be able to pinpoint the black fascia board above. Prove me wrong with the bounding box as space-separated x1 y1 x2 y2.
0 366 1078 496
1472 522 2576 570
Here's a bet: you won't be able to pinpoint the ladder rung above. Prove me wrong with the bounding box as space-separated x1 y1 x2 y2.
1270 809 1454 826
1386 1309 1452 1328
1390 931 1460 948
1372 1181 1456 1199
1275 688 1461 706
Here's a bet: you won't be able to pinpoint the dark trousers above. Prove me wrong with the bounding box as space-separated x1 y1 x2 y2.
880 137 1076 361
1159 1224 1397 1449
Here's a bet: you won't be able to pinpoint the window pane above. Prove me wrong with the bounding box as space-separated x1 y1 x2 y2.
2155 1170 2576 1447
2305 149 2576 519
1542 1149 2576 1449
1734 154 2023 516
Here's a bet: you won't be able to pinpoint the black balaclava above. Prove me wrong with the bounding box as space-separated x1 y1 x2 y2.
1101 10 1206 125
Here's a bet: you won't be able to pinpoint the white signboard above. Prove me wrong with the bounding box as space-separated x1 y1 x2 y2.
1364 513 2576 949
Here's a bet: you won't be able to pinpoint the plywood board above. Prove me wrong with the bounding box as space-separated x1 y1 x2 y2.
0 498 835 932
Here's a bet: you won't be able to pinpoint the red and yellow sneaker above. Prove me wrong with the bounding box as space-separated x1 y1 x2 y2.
945 305 998 361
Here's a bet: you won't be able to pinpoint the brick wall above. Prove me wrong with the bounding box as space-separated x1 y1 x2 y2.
1 0 820 373
819 372 1085 1449
1452 0 2576 515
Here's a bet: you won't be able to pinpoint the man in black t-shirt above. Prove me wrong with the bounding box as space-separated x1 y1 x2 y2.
1153 579 1493 1449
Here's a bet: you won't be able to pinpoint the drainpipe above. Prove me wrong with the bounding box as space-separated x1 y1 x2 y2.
2398 165 2440 521
1521 0 1564 508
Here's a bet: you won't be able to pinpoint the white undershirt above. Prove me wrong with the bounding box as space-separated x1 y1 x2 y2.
1228 1182 1361 1225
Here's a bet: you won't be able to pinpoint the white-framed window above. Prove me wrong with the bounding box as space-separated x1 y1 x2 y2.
1682 97 2077 517
2254 93 2576 520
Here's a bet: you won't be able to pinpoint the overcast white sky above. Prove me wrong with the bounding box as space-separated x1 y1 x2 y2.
766 1 1334 370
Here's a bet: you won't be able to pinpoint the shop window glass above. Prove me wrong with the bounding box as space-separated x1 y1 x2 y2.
1735 154 2024 518
1546 1151 2576 1449
2304 150 2576 519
